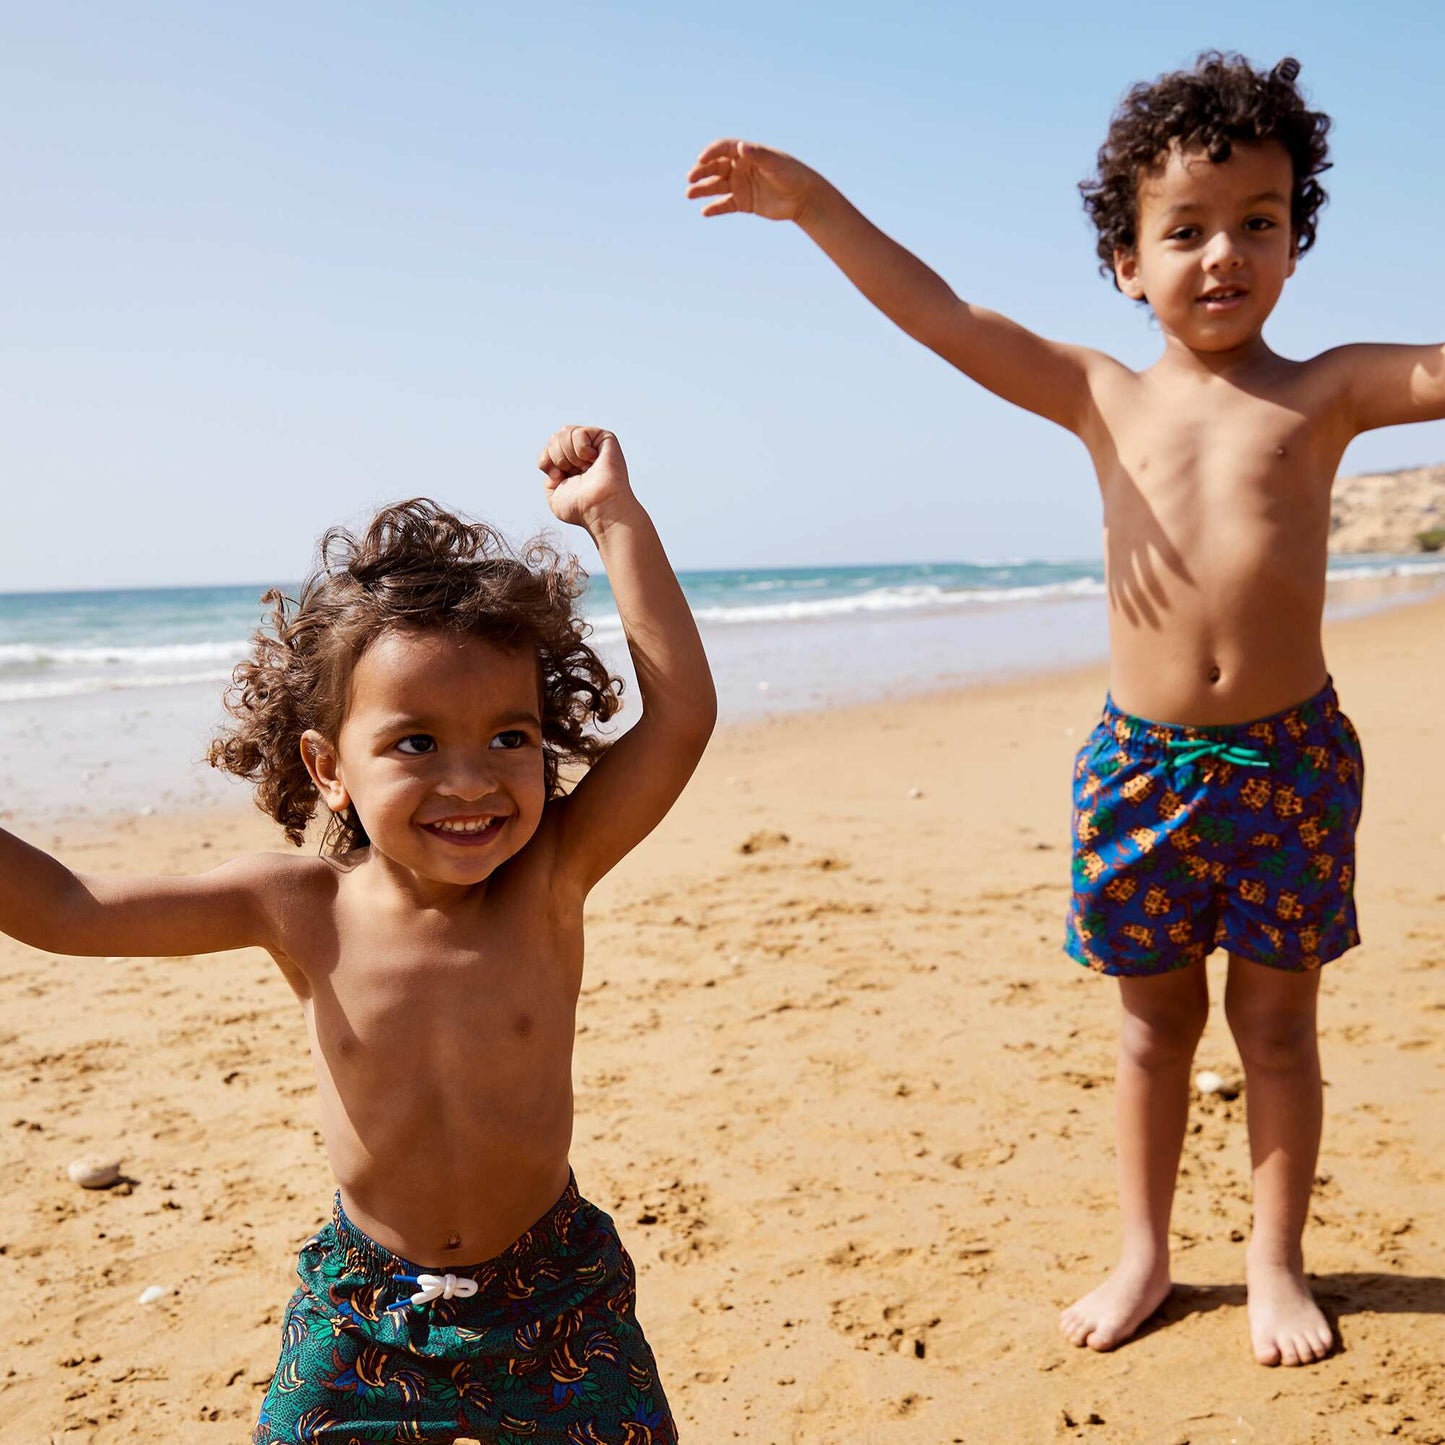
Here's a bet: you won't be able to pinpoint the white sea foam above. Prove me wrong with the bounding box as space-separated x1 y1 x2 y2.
584 576 1110 638
0 640 248 671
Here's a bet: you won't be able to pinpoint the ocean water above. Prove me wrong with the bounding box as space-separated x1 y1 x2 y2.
4 554 1443 707
0 561 1101 705
1 554 1443 819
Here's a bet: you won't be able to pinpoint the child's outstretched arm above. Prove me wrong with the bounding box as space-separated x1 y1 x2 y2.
537 426 716 895
1321 341 1445 433
0 827 284 959
686 139 1105 435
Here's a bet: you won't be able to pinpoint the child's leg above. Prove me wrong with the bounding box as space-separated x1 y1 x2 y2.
1223 954 1334 1366
1061 961 1208 1351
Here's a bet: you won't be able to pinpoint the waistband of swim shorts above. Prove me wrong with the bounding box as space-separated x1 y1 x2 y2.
328 1169 586 1283
1099 677 1344 753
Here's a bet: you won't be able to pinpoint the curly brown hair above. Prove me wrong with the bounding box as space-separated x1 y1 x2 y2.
1080 52 1332 293
208 499 622 853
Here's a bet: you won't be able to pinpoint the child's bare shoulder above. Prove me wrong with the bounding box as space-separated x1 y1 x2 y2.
1074 349 1160 445
1085 348 1149 398
215 849 348 991
1267 346 1404 440
220 846 341 892
1288 345 1360 395
210 848 344 939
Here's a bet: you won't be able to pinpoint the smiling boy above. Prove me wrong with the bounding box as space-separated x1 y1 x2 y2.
1 427 710 1441
687 53 1445 1365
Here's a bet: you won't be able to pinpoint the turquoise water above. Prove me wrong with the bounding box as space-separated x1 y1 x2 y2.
4 554 1442 706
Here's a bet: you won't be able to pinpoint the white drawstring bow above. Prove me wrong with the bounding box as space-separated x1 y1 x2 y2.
406 1272 478 1307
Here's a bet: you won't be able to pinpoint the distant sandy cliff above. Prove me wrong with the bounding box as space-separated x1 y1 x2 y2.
1330 463 1445 553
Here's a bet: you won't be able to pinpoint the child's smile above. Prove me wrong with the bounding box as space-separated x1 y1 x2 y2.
1196 284 1249 311
421 813 508 843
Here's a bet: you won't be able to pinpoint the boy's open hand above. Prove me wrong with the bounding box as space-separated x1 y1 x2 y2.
538 426 635 532
686 140 820 222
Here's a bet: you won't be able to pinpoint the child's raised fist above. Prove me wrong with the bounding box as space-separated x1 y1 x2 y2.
538 426 634 530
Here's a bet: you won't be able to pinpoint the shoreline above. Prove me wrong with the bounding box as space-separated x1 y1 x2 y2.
5 572 1444 835
8 566 1445 838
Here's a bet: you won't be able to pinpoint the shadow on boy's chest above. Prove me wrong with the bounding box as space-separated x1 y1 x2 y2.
326 946 575 1053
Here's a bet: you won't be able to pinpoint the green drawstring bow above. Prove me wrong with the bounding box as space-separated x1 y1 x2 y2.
1166 737 1270 787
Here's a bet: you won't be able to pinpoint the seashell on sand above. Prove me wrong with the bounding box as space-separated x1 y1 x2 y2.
137 1285 168 1306
1195 1070 1243 1099
67 1157 122 1190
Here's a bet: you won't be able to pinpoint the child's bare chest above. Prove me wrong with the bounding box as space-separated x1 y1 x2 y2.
1093 384 1339 538
305 889 583 1066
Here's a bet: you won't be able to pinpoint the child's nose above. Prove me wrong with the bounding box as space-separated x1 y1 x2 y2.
1203 230 1243 270
436 755 498 801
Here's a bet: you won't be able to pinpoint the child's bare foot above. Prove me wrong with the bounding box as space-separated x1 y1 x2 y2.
1245 1253 1333 1366
1060 1256 1172 1351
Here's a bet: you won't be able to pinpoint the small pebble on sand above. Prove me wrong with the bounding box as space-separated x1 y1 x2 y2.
137 1286 168 1306
67 1157 122 1190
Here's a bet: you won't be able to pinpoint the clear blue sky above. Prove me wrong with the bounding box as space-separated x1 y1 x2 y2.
2 1 1441 590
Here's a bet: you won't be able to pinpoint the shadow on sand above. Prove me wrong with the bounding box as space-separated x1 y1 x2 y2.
1128 1271 1445 1352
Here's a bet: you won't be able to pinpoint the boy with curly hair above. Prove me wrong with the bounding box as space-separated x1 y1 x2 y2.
0 426 713 1441
688 52 1445 1366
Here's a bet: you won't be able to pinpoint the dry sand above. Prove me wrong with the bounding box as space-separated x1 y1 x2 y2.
2 596 1443 1444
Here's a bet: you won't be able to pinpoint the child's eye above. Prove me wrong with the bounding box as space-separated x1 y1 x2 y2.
395 735 436 756
1166 227 1199 242
491 730 529 750
1244 216 1277 231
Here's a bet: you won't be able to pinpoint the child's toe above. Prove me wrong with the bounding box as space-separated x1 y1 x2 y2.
1252 1334 1282 1367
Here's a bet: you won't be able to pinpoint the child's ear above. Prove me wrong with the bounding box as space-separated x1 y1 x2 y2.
301 730 350 812
1113 247 1146 301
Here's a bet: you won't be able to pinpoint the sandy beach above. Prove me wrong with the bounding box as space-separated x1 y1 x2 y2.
1 593 1442 1445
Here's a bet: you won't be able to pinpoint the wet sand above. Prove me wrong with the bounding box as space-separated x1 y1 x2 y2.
1 595 1442 1443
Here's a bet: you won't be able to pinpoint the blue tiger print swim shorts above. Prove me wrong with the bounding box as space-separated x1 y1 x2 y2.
1065 680 1364 977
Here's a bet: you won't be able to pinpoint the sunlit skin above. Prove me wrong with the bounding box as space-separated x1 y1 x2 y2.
688 133 1445 1367
0 427 717 1265
291 631 576 1257
1096 143 1329 727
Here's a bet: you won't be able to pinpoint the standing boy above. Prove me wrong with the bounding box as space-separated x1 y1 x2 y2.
686 53 1445 1366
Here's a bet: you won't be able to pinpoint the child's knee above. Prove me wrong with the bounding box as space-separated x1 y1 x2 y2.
1119 991 1209 1069
1225 995 1318 1072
